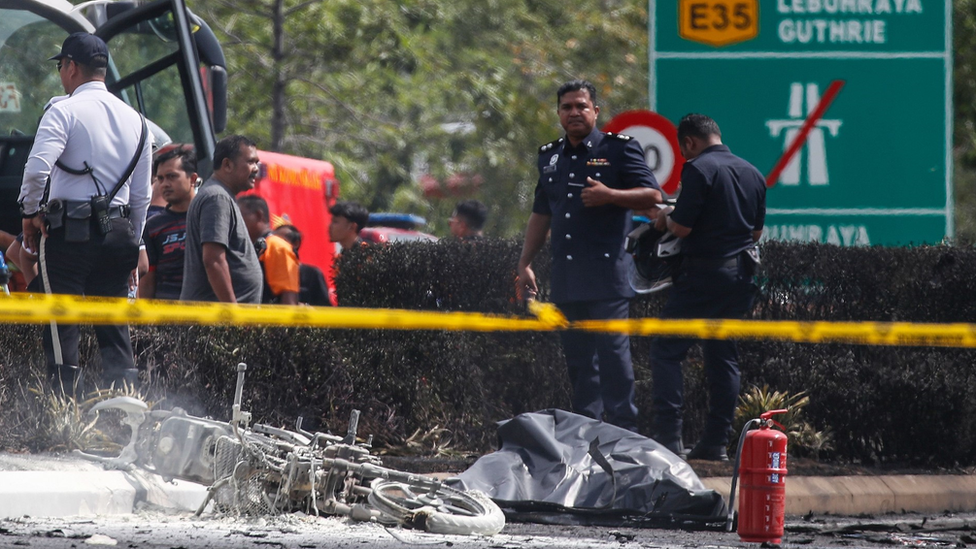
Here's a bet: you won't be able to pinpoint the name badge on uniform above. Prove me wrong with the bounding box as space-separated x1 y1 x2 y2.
543 154 558 173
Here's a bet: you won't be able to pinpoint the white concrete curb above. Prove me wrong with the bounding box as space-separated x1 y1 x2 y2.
703 475 976 516
0 471 136 519
0 469 209 519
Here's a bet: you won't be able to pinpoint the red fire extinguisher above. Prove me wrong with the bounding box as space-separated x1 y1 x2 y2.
727 409 789 544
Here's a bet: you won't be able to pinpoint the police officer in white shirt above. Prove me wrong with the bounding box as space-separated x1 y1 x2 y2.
18 32 152 397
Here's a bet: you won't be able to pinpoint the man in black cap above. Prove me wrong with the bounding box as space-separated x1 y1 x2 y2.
18 32 152 396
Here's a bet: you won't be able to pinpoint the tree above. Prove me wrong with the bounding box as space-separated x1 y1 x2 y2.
198 0 976 241
200 0 331 153
197 0 649 236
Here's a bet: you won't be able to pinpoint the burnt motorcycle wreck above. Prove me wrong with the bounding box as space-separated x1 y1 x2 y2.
76 363 504 536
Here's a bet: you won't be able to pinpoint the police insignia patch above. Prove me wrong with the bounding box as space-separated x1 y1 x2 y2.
538 138 563 153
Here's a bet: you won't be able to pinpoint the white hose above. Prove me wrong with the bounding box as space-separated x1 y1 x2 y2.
727 418 760 532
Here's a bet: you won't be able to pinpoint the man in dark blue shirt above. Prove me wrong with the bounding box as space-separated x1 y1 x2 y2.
140 146 197 300
518 80 662 431
650 113 766 460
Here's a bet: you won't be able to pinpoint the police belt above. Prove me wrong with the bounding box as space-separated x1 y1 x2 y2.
105 206 129 219
45 199 130 223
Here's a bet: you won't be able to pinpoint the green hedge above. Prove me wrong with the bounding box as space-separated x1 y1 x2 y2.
1 240 975 466
745 243 976 466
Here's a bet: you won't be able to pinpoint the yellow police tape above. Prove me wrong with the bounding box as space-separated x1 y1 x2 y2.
0 293 974 348
0 293 556 332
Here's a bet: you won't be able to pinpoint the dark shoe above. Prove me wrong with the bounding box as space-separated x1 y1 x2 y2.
653 436 689 458
686 443 729 462
652 421 685 458
103 368 139 390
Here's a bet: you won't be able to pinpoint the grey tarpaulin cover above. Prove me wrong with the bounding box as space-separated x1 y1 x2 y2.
447 409 728 528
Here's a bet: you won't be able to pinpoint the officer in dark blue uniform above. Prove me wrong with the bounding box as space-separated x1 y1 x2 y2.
518 80 661 431
650 113 766 460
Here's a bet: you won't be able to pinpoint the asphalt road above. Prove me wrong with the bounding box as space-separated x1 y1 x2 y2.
2 510 973 548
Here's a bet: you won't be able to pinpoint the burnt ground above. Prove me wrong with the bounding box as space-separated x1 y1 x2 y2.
374 455 976 549
4 451 976 548
4 501 976 549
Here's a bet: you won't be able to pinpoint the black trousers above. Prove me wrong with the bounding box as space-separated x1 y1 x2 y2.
37 217 139 385
649 255 757 447
557 299 638 432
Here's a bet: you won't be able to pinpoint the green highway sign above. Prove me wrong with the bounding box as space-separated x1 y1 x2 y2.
650 0 952 246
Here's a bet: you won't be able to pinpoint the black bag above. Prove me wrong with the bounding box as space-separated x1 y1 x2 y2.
64 200 92 243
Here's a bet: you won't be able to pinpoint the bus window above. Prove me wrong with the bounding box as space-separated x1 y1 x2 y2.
0 11 68 137
104 11 194 147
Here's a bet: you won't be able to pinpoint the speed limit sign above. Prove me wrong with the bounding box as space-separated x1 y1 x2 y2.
603 111 683 195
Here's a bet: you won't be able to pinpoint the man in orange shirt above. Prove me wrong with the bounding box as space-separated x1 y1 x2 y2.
238 195 300 305
272 224 331 306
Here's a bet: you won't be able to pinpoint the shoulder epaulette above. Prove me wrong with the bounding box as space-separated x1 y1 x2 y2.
604 132 632 141
539 137 564 153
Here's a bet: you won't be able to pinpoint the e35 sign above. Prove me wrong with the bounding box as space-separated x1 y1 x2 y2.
679 0 758 47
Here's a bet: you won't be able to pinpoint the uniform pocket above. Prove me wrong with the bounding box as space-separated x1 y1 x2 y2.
64 200 92 243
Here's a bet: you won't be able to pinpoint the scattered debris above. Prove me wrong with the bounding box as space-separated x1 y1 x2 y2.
85 533 118 545
232 530 269 538
608 530 636 542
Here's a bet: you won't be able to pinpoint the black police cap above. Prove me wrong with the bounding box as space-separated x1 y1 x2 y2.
50 32 108 66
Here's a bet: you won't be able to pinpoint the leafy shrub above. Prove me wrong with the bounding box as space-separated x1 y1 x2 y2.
732 385 833 459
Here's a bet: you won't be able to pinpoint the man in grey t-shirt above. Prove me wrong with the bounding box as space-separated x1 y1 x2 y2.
180 136 263 303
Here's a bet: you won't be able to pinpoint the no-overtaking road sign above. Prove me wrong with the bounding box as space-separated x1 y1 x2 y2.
650 0 951 246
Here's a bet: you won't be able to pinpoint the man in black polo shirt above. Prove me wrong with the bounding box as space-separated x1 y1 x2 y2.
650 113 766 461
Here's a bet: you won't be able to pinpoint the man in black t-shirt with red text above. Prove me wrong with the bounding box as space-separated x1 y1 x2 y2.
139 147 197 299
